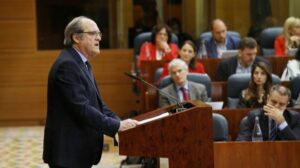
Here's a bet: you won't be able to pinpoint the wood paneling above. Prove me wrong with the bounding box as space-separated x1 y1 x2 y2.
0 0 35 19
0 52 54 86
0 21 36 51
0 86 46 120
91 49 134 84
214 0 250 37
214 141 300 168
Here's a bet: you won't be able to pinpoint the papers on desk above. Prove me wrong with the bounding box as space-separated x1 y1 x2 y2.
205 101 224 110
138 112 170 125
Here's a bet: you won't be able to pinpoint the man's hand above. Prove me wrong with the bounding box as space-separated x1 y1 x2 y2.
263 104 285 124
118 119 139 131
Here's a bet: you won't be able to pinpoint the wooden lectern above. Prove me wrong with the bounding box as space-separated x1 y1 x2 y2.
119 101 214 168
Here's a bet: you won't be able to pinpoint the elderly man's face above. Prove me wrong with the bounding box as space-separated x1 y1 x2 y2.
238 47 257 67
170 65 188 86
75 19 101 59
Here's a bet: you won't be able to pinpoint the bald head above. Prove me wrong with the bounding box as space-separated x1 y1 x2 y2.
211 19 227 43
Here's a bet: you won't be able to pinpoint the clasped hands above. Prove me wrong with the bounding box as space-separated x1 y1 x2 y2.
263 104 285 124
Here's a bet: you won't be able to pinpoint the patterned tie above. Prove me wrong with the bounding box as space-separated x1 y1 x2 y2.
180 87 189 101
269 119 277 140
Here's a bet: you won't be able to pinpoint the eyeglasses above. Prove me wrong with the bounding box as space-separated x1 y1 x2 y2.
78 31 102 38
157 32 168 37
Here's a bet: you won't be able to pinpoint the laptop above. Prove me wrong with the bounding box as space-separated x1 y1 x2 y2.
220 50 238 59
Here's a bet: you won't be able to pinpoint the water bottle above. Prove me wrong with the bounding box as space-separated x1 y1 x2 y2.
252 116 263 141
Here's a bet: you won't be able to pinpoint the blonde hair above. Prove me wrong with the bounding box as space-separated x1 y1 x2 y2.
282 16 300 50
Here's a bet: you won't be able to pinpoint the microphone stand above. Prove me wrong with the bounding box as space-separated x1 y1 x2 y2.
124 72 186 113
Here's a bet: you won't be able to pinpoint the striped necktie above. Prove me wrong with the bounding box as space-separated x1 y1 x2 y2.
269 119 277 140
180 87 189 101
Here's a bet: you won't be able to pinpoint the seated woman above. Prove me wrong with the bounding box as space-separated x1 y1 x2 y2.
281 46 300 80
137 24 179 68
238 62 273 108
160 40 205 79
274 16 300 56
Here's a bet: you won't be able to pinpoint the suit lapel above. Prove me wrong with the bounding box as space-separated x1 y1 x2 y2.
169 84 180 104
67 48 102 100
188 82 197 100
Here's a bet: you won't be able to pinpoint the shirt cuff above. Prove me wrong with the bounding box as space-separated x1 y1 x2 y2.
278 121 288 130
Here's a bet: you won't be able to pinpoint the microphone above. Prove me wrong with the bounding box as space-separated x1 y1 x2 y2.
124 72 187 112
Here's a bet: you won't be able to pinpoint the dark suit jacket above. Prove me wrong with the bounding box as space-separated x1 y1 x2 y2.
236 108 300 141
216 56 271 81
43 48 120 168
158 81 208 107
204 34 240 58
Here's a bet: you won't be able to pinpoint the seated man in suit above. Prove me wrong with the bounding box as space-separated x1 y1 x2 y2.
236 85 300 141
216 37 271 81
199 19 240 58
158 59 208 107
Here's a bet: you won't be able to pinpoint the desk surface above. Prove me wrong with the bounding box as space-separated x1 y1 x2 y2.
214 141 300 168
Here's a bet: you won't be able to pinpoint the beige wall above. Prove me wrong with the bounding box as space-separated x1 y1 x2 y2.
289 0 300 18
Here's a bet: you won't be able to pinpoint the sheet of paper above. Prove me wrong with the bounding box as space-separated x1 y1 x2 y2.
138 112 170 125
205 101 224 110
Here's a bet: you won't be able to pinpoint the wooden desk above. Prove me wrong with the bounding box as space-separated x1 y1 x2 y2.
214 141 300 168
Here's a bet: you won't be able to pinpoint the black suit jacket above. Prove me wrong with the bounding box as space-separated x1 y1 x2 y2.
43 48 120 168
236 108 300 141
216 56 271 81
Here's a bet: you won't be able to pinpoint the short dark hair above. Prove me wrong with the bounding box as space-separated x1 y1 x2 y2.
151 24 172 44
238 37 258 50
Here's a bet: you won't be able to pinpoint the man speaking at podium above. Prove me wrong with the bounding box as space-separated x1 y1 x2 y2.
43 16 138 168
159 59 208 107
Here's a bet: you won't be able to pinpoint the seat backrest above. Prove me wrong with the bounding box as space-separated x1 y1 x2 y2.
212 113 229 141
159 73 212 99
260 27 283 57
227 73 281 108
154 67 163 82
291 76 300 103
236 116 248 141
133 32 178 72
